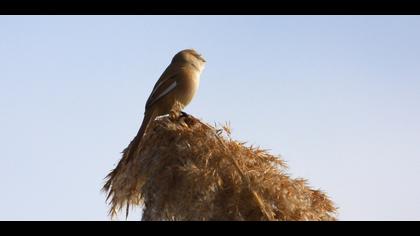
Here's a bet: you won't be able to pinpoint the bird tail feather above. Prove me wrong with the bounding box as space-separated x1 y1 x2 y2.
124 110 157 163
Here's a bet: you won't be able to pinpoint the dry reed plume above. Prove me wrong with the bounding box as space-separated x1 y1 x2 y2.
103 115 337 221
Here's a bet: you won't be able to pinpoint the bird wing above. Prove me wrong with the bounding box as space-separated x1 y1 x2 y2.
145 66 181 110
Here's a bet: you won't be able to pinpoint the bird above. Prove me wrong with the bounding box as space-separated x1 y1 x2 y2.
124 49 206 160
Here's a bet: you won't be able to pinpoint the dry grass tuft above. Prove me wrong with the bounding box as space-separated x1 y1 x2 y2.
102 115 337 221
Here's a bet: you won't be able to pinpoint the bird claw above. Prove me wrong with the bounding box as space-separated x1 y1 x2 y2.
168 111 190 128
169 110 179 121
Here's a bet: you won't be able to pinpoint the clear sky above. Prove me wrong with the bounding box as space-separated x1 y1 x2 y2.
1 16 419 221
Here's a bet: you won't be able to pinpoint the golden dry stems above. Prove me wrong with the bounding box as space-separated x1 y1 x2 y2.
102 115 337 221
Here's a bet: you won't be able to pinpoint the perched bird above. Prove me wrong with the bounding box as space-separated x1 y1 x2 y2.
125 49 206 160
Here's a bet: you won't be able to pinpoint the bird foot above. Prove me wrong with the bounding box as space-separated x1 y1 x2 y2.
169 111 191 128
169 110 190 120
169 110 179 121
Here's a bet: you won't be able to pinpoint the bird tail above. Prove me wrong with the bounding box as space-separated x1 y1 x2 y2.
102 110 158 220
124 110 157 162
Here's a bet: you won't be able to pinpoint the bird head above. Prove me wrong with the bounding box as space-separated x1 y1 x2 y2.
172 49 206 71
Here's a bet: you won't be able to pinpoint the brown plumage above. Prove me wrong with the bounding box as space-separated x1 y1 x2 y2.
124 49 205 163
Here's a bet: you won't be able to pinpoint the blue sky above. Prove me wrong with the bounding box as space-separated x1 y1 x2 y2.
1 16 419 220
